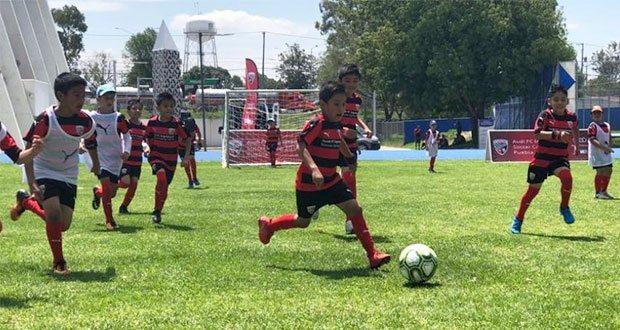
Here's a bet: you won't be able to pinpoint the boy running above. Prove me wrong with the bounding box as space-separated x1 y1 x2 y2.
118 99 148 213
258 81 390 269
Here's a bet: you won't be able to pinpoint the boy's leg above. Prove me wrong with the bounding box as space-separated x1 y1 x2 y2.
99 176 116 230
512 165 545 234
121 177 139 209
153 167 173 223
258 189 316 244
515 184 541 222
594 169 603 195
554 166 575 224
190 157 198 182
601 166 613 194
41 197 69 274
11 190 46 221
118 174 130 189
429 157 436 171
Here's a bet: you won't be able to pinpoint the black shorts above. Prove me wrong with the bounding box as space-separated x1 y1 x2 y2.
266 143 278 152
338 151 358 167
36 178 77 209
120 164 142 179
593 164 613 170
178 147 195 161
151 163 175 185
527 159 570 184
98 169 119 183
296 180 355 219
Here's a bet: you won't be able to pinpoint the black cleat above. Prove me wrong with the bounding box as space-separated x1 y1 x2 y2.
118 204 129 214
152 210 162 224
92 187 101 210
16 189 30 204
110 221 119 229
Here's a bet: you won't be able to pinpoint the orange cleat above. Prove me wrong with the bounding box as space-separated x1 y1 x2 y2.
369 250 391 269
258 216 273 245
10 189 30 221
52 260 70 276
104 222 115 231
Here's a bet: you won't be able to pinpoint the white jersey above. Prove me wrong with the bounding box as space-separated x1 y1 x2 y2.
34 107 95 185
90 111 131 176
426 129 439 158
588 121 613 167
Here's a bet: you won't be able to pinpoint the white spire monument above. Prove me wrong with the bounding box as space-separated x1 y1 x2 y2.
152 20 183 116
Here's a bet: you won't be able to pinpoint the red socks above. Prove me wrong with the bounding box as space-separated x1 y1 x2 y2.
596 175 611 193
190 158 197 178
342 171 357 197
349 214 375 257
118 180 129 189
557 169 572 208
155 170 168 211
122 181 138 207
430 157 436 170
602 175 611 192
45 220 64 263
101 181 114 224
269 151 276 166
516 186 540 221
22 197 46 221
269 214 296 231
95 187 102 198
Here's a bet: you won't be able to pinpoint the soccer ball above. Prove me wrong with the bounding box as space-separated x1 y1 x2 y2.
398 244 438 284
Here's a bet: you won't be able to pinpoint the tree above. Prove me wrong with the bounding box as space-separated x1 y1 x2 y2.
276 43 318 89
591 42 620 82
182 66 243 89
317 0 575 142
51 5 87 71
82 52 113 87
123 28 157 86
258 73 284 89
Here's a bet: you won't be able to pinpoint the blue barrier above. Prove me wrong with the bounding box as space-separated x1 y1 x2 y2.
404 118 472 144
576 108 620 129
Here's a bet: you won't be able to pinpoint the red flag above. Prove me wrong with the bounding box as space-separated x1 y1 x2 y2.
242 58 259 129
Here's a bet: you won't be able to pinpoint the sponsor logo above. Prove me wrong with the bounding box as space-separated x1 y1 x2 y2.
62 148 78 162
493 139 509 156
323 131 330 138
529 172 536 181
96 124 109 135
76 125 84 135
229 138 243 157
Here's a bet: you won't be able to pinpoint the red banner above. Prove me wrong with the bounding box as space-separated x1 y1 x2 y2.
228 130 302 165
487 129 588 162
242 59 259 129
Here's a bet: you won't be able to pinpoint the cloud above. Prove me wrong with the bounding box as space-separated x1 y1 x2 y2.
170 10 308 35
565 23 579 30
49 0 167 12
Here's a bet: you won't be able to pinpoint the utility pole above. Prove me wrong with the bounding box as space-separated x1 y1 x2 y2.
577 42 584 76
261 31 266 87
199 31 206 150
113 59 117 112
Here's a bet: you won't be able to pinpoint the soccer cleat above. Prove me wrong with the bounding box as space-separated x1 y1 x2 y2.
258 216 273 245
428 169 436 173
10 189 30 221
104 222 115 231
511 216 522 234
52 260 70 276
111 221 119 229
560 207 575 224
152 210 162 224
92 187 101 210
311 210 320 220
118 204 129 214
344 220 354 234
369 250 391 269
193 178 200 186
188 181 194 189
595 192 603 199
601 192 615 200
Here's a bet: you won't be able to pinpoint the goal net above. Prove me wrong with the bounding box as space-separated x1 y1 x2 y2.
222 89 320 167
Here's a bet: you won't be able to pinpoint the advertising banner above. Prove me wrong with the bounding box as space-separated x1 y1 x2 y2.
487 129 588 162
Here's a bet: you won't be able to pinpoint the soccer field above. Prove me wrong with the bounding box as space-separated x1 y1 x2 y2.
1 160 619 329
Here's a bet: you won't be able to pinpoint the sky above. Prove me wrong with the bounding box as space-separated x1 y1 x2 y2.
48 0 620 85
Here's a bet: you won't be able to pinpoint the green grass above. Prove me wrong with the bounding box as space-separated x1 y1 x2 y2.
1 160 619 329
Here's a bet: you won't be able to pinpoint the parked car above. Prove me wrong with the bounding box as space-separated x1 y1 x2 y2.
355 126 381 150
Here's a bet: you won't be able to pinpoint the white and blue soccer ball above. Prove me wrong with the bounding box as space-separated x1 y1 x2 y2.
398 244 438 284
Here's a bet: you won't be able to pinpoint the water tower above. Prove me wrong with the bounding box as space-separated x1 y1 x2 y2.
183 15 218 73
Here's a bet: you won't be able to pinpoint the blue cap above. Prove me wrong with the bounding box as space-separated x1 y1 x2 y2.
96 84 116 97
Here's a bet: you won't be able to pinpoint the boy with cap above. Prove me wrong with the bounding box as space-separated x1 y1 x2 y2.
588 105 614 199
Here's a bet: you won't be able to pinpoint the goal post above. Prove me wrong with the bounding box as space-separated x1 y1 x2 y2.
222 89 320 167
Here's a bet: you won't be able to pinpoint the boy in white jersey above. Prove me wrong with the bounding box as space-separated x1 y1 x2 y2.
425 120 440 173
23 72 100 275
90 84 131 230
588 105 614 199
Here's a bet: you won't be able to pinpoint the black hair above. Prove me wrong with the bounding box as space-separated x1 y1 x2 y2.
549 84 568 97
54 72 87 101
127 99 142 111
155 92 175 106
319 81 346 103
338 64 361 80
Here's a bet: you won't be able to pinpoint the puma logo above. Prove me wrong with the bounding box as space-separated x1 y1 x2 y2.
62 148 78 162
97 123 111 135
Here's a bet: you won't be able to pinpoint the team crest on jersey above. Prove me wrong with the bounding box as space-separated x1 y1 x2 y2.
493 139 509 156
76 125 84 135
248 72 256 85
168 128 176 135
567 121 573 128
121 167 128 174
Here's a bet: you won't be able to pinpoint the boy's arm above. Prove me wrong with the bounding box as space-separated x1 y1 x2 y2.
87 147 100 175
24 150 43 201
297 140 323 188
278 130 283 146
572 125 580 156
15 136 43 164
182 137 192 166
357 115 372 137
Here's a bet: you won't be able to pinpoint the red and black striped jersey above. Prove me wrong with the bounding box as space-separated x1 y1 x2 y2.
266 127 281 144
0 130 22 163
146 116 188 171
530 108 578 168
295 113 343 192
24 109 98 149
588 121 609 138
340 93 361 150
123 120 147 167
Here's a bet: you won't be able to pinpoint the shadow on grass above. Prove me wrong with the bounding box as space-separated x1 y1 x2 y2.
52 267 116 282
187 186 209 190
154 223 195 231
118 211 157 215
403 282 442 289
269 265 379 280
91 225 143 234
0 296 33 309
316 230 391 243
522 232 606 242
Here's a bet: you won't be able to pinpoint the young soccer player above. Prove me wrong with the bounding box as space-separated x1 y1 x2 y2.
587 105 614 199
258 81 390 269
90 84 132 230
265 119 282 167
511 85 580 234
414 125 422 150
21 72 100 275
178 111 201 188
118 99 149 214
0 121 44 233
425 120 440 173
146 92 191 223
338 64 373 234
